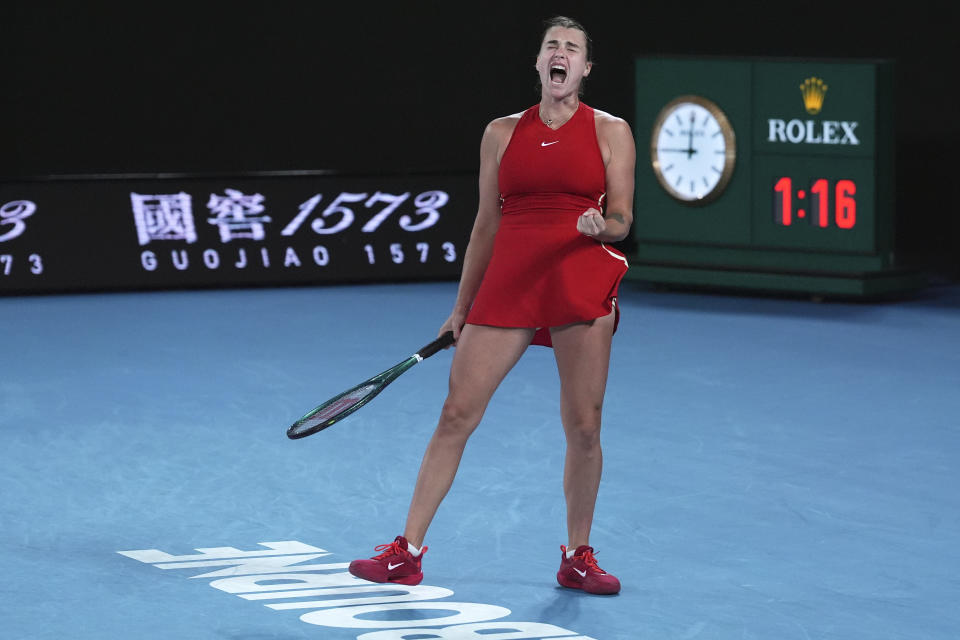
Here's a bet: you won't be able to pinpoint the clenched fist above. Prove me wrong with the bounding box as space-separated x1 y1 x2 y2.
577 208 606 237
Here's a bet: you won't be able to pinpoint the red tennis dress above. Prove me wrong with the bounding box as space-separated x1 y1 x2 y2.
466 102 628 347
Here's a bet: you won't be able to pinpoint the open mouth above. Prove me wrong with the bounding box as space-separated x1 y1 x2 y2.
550 64 567 84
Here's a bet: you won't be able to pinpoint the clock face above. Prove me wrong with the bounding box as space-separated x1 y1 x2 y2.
651 95 736 204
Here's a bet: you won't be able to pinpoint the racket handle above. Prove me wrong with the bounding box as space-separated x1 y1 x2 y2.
417 331 455 360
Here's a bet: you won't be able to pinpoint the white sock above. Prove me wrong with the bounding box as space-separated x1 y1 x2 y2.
566 548 576 559
406 541 421 557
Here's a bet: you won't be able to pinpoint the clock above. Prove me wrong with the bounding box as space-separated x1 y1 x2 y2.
650 95 736 205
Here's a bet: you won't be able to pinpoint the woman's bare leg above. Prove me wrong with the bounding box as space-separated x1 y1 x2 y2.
403 324 534 547
550 310 616 549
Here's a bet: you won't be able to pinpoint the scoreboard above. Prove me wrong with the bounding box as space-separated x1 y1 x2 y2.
631 56 925 297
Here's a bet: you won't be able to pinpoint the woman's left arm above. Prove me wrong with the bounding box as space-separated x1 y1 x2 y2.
577 115 636 243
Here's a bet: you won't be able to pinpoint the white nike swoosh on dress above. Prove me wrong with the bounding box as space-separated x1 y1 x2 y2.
387 562 404 570
541 141 559 146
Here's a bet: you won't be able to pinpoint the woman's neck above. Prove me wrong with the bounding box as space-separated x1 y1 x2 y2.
538 97 579 128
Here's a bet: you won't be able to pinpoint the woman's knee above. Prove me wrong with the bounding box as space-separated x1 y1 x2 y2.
563 405 603 449
436 395 483 439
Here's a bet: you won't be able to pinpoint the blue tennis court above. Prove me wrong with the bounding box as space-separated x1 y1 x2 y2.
2 281 958 639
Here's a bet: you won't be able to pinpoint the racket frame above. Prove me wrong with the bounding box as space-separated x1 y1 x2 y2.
286 331 454 439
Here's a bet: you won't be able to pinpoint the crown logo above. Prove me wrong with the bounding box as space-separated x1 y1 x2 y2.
800 77 828 114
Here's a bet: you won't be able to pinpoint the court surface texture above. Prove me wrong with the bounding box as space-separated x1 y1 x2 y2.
2 280 958 640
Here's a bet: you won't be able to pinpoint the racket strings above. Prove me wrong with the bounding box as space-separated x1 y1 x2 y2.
312 384 378 421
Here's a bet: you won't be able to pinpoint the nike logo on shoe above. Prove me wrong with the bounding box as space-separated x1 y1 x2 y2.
574 568 587 577
387 562 404 570
541 141 559 147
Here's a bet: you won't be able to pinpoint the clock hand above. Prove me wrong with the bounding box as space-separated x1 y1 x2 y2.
686 111 696 159
659 147 699 154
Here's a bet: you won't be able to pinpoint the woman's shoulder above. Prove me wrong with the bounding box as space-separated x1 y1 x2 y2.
590 107 631 130
489 108 529 130
482 109 529 144
591 107 634 145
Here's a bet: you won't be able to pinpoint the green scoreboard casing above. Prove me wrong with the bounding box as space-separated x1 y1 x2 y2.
631 56 924 297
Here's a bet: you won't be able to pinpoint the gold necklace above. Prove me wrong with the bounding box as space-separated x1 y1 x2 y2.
540 103 576 127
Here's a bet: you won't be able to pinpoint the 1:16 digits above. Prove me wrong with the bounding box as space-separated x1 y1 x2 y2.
773 177 856 228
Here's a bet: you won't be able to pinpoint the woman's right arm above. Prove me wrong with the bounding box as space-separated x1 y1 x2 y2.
440 119 509 341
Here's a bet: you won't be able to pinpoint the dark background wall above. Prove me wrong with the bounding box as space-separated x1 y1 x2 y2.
5 2 958 280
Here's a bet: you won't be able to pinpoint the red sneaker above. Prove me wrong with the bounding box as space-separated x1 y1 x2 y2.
556 544 621 594
349 536 427 586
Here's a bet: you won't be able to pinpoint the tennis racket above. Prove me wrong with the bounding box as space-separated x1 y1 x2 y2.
286 331 455 440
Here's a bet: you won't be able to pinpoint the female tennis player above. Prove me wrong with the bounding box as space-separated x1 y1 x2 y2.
349 16 635 595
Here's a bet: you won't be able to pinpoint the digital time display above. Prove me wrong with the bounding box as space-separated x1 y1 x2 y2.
751 156 875 253
773 177 857 228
